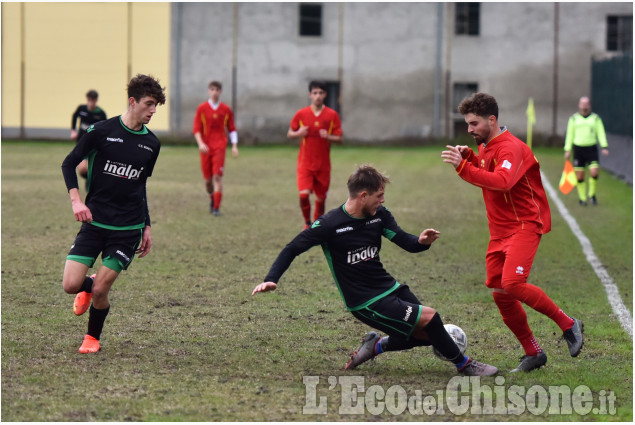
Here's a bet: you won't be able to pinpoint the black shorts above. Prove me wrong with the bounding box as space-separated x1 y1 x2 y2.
351 285 424 341
67 222 142 273
572 145 599 169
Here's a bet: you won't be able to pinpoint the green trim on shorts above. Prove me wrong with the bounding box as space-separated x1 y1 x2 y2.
102 256 125 273
91 221 146 231
362 307 410 337
348 282 401 312
406 305 423 340
66 255 95 267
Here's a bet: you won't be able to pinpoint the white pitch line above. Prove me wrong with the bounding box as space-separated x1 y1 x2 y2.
541 170 633 339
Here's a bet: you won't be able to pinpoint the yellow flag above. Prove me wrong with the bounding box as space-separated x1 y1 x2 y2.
559 160 577 194
526 98 535 149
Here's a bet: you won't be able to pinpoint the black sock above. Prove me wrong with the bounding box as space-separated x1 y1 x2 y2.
87 305 110 340
424 313 464 364
79 276 94 293
381 334 430 352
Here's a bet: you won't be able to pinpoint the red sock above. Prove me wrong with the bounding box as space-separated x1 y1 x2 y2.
504 282 575 331
314 199 325 222
299 193 311 224
213 192 222 210
493 292 542 356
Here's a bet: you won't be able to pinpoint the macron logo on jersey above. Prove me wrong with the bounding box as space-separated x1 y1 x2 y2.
103 160 144 180
501 160 512 170
347 246 379 265
336 226 353 234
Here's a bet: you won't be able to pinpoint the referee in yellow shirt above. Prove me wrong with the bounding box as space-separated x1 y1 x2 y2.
564 96 609 205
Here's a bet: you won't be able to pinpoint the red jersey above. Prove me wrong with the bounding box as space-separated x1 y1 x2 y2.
455 129 551 239
192 101 236 149
290 105 342 172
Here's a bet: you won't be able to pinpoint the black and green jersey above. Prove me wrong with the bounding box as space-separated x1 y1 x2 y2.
71 104 107 141
61 116 161 230
264 205 430 310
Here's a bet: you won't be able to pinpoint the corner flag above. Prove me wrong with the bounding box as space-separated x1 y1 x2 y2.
526 98 535 149
559 160 577 194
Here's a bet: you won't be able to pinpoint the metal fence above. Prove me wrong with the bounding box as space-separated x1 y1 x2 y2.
591 54 633 137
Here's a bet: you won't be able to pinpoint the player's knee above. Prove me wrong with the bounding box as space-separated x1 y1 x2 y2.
62 278 81 294
419 306 436 325
91 286 109 304
501 279 527 300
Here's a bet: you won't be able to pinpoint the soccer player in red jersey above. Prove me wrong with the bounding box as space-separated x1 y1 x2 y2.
288 81 343 229
441 93 584 373
193 81 239 216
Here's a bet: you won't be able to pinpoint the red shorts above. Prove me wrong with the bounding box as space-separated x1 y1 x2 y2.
297 167 330 199
484 229 542 290
200 147 226 179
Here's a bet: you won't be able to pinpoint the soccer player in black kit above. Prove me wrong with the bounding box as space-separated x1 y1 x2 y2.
71 89 108 179
253 165 498 376
61 74 166 354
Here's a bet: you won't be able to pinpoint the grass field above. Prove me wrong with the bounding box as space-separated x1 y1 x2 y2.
1 141 632 421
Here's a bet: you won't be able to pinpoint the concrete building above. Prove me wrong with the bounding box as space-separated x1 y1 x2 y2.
170 2 632 143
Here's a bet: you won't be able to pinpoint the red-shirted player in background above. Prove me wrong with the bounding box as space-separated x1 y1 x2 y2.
287 81 343 229
441 93 583 373
193 81 239 216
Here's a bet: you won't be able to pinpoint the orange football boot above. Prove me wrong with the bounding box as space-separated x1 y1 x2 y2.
73 274 95 316
78 334 100 353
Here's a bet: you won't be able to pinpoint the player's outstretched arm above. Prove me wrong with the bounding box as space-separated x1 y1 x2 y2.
252 282 277 296
419 228 440 245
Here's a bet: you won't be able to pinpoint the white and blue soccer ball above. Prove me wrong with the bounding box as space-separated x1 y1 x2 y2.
433 324 467 361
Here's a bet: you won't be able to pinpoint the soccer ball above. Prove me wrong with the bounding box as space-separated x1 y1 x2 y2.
432 324 467 361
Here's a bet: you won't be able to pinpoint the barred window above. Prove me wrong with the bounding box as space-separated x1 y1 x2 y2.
607 15 632 52
455 3 480 36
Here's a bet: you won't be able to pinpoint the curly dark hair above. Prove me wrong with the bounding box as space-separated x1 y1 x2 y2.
458 92 498 119
127 74 166 105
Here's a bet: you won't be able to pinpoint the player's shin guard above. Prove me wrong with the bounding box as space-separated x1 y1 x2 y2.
502 281 575 331
299 193 311 224
424 313 464 364
314 198 325 222
493 291 542 356
87 305 110 340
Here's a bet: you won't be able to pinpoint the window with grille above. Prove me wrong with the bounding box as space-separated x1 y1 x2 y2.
607 15 632 52
455 3 480 36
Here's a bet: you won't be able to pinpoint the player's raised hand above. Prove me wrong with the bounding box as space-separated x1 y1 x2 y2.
456 145 471 158
252 282 277 296
441 145 463 168
419 228 440 245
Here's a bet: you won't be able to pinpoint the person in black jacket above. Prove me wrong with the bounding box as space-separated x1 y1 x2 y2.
71 89 107 178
